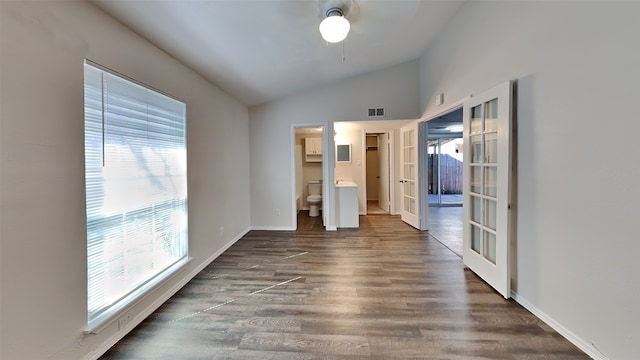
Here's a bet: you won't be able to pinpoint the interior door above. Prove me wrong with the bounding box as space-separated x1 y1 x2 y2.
378 133 390 213
462 81 513 298
400 123 420 228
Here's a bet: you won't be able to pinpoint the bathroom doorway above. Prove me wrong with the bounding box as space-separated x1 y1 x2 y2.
292 124 332 230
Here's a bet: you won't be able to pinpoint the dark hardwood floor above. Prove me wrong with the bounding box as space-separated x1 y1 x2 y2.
101 212 588 359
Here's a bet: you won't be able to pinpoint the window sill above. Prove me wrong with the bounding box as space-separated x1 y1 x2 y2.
85 256 192 334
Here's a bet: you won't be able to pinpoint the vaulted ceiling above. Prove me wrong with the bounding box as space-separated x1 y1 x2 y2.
92 0 465 106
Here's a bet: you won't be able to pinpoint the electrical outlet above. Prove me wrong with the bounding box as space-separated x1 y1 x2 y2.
118 312 132 330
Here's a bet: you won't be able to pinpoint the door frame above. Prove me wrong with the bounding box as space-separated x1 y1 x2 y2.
290 122 336 231
377 132 392 214
361 129 394 215
419 97 470 230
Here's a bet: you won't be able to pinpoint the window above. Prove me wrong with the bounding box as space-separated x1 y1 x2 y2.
84 62 188 331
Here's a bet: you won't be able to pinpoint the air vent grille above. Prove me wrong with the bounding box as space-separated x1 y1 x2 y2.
367 107 384 117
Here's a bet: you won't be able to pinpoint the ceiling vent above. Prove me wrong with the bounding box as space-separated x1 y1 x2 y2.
368 107 384 118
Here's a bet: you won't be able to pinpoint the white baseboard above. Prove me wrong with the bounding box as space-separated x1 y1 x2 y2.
87 226 251 360
251 225 296 231
511 291 608 360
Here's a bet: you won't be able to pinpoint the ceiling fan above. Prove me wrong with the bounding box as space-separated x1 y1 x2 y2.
317 0 360 43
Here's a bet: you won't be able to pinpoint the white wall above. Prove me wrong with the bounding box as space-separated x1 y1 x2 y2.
419 2 640 359
0 2 250 359
249 61 420 229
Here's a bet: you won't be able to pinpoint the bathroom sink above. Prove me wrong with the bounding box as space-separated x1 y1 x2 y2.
336 181 357 187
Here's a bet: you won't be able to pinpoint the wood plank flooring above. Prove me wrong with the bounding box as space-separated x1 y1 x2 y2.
427 206 463 258
100 213 588 359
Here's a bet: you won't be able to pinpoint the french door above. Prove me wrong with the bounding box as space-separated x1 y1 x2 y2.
400 122 420 229
462 81 513 298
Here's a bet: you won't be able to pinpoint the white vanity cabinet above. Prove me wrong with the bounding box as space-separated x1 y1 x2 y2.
335 182 359 228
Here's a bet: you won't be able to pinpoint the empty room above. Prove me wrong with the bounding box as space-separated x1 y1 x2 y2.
1 1 638 359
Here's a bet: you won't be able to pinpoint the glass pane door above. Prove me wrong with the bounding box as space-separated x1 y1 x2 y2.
468 101 498 263
462 81 512 299
400 123 420 229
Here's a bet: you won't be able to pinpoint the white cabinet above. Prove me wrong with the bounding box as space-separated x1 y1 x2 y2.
305 137 322 162
336 182 359 228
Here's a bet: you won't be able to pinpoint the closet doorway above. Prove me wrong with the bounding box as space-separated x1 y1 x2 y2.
365 132 390 214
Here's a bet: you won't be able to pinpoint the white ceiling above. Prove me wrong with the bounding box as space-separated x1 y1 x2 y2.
92 0 465 106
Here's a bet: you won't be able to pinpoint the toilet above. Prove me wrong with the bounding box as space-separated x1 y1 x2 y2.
306 181 322 217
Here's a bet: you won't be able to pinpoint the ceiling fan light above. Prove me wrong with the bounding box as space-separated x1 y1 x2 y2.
319 9 350 43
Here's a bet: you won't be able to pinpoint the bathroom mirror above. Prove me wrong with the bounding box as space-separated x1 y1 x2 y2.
336 144 351 163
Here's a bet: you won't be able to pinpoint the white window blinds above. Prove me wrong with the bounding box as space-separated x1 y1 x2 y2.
84 62 188 331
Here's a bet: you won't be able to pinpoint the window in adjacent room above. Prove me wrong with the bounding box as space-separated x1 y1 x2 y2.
83 61 188 332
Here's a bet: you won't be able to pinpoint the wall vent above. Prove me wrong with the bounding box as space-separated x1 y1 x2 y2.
368 107 384 117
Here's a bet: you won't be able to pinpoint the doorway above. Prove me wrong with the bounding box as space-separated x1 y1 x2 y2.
293 125 327 229
365 133 390 214
424 106 464 256
427 107 463 207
